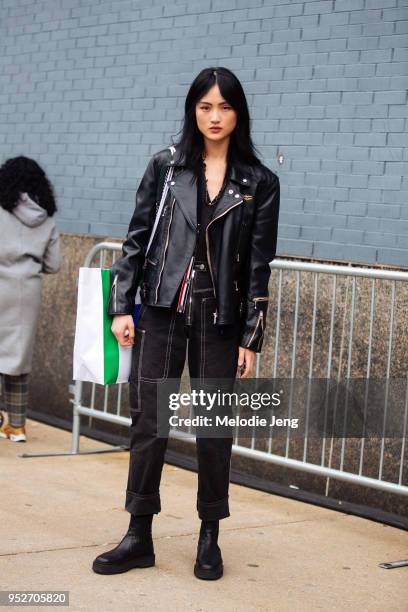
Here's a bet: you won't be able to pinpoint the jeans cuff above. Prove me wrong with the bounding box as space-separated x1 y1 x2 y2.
197 495 230 520
125 490 161 515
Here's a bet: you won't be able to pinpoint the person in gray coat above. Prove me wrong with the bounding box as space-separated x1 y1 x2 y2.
0 156 61 442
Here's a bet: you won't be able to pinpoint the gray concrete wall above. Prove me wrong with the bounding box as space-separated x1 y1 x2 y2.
0 0 407 266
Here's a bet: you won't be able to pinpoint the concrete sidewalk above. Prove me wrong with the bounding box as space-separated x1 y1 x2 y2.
0 419 407 612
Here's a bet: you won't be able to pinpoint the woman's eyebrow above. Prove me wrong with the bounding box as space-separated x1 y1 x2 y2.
199 100 229 105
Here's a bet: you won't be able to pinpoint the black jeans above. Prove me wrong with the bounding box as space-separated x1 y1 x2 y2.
126 264 242 521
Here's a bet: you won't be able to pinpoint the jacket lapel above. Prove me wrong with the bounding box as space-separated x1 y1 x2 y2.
167 169 197 231
166 148 250 231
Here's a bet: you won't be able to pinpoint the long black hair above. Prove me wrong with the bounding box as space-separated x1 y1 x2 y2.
171 67 263 177
0 156 57 216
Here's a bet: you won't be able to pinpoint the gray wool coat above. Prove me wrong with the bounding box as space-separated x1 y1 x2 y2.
0 193 62 375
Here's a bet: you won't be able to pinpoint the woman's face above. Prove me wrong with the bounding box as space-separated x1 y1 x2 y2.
195 84 237 144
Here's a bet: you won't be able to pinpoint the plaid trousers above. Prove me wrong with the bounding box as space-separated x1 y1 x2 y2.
0 373 29 428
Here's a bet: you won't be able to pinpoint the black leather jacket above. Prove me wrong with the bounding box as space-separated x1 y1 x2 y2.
108 146 280 353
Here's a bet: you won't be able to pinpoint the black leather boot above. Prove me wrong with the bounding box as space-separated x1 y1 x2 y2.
194 519 223 580
92 514 155 575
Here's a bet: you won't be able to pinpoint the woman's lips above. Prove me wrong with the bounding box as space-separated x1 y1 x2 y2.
209 127 222 132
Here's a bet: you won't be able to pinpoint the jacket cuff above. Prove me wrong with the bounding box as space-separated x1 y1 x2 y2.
239 297 269 353
107 268 135 316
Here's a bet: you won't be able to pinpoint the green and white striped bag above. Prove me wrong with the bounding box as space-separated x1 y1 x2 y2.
73 267 134 384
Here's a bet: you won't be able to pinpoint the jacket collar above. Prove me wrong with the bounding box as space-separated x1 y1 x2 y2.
166 148 248 232
170 147 251 187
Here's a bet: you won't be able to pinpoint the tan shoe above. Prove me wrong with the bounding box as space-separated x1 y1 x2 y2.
0 423 26 442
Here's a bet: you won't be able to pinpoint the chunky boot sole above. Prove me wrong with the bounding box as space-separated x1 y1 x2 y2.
194 562 223 580
92 554 155 575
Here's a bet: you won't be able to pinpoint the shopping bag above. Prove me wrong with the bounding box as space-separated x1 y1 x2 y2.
73 267 139 385
73 147 177 385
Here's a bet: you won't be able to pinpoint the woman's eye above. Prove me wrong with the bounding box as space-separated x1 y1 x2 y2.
199 106 231 110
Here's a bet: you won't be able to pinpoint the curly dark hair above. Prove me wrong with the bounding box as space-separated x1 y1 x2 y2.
0 156 57 216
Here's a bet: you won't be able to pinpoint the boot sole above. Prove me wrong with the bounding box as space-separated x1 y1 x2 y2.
194 563 223 580
92 554 155 575
9 435 27 442
0 432 26 442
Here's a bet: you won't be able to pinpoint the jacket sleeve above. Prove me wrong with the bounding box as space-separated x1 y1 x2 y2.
41 223 62 274
239 170 280 353
108 154 159 316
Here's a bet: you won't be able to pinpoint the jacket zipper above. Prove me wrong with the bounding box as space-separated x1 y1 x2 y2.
247 309 264 348
111 274 118 312
155 196 176 303
144 206 167 273
186 269 196 325
205 198 243 318
235 223 244 263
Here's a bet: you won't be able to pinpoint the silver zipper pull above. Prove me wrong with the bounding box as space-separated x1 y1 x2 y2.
247 308 264 347
236 253 240 262
111 274 118 311
186 268 195 325
213 310 218 324
234 280 238 291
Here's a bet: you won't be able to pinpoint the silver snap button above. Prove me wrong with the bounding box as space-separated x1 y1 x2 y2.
199 263 205 270
170 181 175 185
243 178 247 182
234 193 240 198
228 189 233 194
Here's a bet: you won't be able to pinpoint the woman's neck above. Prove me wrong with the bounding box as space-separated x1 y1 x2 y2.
202 137 230 164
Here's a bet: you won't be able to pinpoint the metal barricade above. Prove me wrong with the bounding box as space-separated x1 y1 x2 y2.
70 242 408 498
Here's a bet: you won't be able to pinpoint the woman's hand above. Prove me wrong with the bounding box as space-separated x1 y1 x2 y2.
237 346 256 378
111 314 135 347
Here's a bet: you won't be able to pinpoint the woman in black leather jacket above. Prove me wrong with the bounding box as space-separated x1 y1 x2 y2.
92 67 280 580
